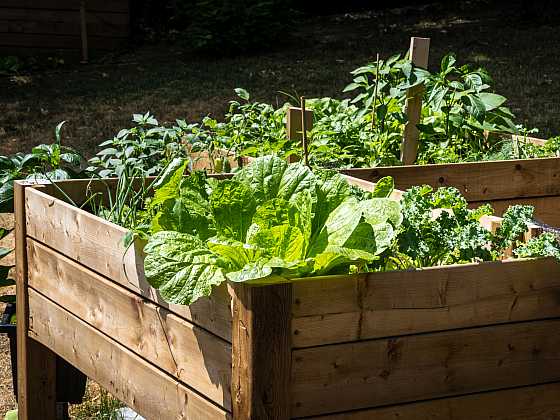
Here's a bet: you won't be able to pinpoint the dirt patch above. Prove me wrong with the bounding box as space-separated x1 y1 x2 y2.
0 214 15 416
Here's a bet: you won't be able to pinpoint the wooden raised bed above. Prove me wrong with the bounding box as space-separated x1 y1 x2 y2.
342 155 560 227
16 177 560 419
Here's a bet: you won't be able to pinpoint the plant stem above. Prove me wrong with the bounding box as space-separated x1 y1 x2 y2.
370 53 380 131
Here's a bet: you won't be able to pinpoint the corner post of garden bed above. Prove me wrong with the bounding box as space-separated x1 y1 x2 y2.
231 282 292 419
15 180 58 420
401 36 430 165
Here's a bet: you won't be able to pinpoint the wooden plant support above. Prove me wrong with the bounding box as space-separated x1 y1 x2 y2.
342 155 560 227
300 97 310 166
401 37 430 165
16 175 560 419
286 105 313 163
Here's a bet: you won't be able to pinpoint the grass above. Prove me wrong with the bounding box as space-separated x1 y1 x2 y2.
0 1 559 159
69 381 124 420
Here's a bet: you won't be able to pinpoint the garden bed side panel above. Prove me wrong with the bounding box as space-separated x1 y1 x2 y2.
341 158 560 226
21 184 233 419
289 260 560 418
310 382 560 420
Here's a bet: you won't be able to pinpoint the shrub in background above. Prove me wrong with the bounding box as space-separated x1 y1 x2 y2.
173 0 296 54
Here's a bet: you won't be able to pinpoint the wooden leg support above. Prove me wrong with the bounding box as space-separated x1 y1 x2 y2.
15 181 58 420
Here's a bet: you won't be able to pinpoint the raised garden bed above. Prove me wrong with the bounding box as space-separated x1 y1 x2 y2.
15 175 560 419
342 155 560 226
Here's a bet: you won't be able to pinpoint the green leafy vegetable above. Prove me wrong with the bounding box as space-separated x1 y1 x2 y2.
143 156 400 304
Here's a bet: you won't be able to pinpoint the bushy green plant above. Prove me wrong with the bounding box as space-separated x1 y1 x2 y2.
88 112 187 177
174 0 296 54
0 122 85 212
0 56 22 76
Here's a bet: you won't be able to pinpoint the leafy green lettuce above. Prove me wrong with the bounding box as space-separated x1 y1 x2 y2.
143 156 401 304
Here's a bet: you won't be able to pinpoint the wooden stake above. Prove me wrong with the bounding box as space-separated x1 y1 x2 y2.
15 181 58 420
371 53 380 130
401 37 430 165
232 284 292 419
286 106 313 163
80 0 89 64
300 96 310 167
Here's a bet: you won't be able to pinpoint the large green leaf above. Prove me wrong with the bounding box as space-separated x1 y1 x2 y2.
208 238 266 270
210 180 256 242
478 92 507 111
313 171 351 236
361 198 403 228
371 176 394 198
308 197 362 256
149 158 188 208
0 247 12 260
312 246 377 275
144 231 226 305
232 155 288 203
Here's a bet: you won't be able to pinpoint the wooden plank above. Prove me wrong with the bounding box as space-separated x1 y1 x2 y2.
28 290 230 420
0 32 128 50
0 20 129 38
0 1 129 13
292 258 560 347
24 187 233 342
287 106 313 141
341 157 560 202
0 8 129 25
310 382 560 419
231 284 292 419
401 37 430 165
342 174 403 200
470 195 560 227
512 134 548 147
15 181 57 420
291 319 560 417
0 18 129 38
27 239 232 409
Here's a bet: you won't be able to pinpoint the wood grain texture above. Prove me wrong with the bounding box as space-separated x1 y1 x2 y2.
291 319 560 417
342 174 403 200
15 181 57 420
470 195 560 227
341 157 560 202
292 258 560 347
232 284 292 419
310 382 560 420
287 106 313 141
24 187 233 342
27 239 232 409
0 32 128 50
28 290 230 420
0 0 129 12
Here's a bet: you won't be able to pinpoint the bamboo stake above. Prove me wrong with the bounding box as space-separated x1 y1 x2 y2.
401 37 430 165
371 53 380 131
300 96 309 167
